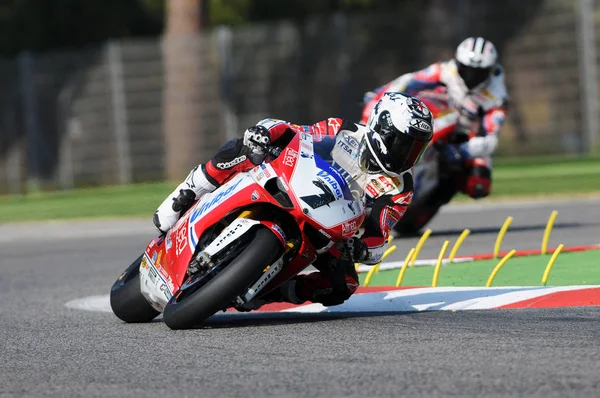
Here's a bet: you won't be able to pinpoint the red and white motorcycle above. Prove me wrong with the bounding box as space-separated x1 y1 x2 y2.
110 132 366 329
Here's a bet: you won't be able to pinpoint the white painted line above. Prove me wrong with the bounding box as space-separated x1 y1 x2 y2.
65 295 112 313
356 257 473 273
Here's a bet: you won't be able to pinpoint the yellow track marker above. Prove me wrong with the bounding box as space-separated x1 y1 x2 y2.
363 244 398 284
376 245 397 273
494 216 513 259
541 244 564 286
354 263 360 271
411 228 432 267
432 241 450 287
448 229 470 262
541 210 558 255
363 264 378 287
395 248 416 287
486 249 517 287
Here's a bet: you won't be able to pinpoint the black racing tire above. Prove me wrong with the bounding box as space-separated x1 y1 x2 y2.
163 227 281 330
110 254 160 323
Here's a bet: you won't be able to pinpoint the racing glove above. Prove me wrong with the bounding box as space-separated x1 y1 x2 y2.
460 135 498 158
338 237 368 263
243 126 271 155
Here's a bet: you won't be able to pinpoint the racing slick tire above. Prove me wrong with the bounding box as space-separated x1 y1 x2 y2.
110 254 160 323
163 227 282 330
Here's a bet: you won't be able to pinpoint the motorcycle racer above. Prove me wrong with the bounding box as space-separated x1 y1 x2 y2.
154 92 433 308
362 37 509 199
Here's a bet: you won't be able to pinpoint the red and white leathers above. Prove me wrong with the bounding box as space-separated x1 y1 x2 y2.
154 117 414 307
362 59 509 198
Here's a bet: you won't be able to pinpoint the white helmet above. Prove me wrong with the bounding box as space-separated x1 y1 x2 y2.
361 92 433 177
455 37 498 89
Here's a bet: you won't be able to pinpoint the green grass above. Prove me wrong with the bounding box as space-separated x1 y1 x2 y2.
359 250 600 287
490 157 600 196
0 182 174 222
0 155 599 222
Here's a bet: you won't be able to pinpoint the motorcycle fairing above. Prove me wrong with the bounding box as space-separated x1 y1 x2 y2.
141 133 366 312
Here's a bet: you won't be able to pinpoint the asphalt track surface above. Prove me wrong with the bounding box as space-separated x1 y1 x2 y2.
2 197 600 397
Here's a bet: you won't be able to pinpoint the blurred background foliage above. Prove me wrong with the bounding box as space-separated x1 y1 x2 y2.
0 0 407 55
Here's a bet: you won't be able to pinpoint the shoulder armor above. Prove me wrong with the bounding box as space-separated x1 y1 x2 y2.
340 119 360 132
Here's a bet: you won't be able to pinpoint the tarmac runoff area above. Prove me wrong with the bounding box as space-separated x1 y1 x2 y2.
2 196 600 397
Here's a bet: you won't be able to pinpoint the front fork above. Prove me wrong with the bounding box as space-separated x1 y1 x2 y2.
187 210 296 304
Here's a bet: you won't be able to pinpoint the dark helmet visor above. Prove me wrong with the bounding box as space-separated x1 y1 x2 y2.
457 62 492 89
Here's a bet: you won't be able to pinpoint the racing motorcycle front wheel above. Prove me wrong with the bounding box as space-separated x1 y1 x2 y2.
110 254 160 323
162 226 283 330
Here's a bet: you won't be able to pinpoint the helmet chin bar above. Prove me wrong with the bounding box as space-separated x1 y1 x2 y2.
364 133 400 178
457 62 492 90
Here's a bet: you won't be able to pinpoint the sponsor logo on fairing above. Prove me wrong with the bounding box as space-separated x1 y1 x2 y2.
191 179 243 222
342 220 358 236
160 283 172 300
148 265 159 283
317 170 343 199
258 118 284 129
283 148 298 167
260 164 272 178
251 190 260 201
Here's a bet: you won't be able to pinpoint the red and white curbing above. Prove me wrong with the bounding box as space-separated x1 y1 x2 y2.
66 285 600 315
254 285 600 313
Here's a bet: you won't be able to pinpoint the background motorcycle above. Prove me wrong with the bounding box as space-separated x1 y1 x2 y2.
110 132 366 329
394 92 483 235
361 90 476 236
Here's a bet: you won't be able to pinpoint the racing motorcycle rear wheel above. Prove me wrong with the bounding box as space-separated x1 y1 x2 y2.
163 226 282 330
110 254 160 323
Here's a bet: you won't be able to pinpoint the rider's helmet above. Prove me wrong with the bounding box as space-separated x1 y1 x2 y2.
455 37 498 90
360 92 433 177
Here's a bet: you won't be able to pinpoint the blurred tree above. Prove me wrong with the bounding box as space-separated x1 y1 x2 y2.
0 0 163 55
0 0 407 55
163 0 204 180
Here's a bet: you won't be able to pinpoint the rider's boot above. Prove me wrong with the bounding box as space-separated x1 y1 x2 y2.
464 160 491 199
237 263 360 311
153 165 217 234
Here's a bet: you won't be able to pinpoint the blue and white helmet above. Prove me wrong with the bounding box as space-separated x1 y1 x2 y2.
455 37 498 89
361 92 433 177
